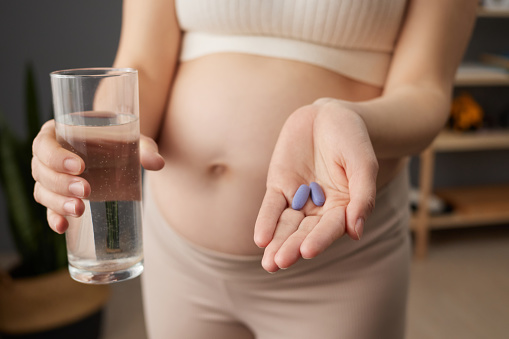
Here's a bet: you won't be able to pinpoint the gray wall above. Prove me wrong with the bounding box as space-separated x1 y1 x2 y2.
0 0 122 252
1 4 509 253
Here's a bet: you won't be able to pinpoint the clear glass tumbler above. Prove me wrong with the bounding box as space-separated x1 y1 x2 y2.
50 68 143 284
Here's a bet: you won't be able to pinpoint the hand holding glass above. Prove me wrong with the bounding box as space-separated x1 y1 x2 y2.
50 68 143 284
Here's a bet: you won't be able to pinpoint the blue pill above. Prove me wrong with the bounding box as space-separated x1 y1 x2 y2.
292 184 310 210
310 182 325 206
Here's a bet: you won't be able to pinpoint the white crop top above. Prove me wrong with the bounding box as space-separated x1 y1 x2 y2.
175 0 408 87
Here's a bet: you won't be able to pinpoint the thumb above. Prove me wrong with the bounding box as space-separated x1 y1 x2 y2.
345 160 378 240
140 135 165 171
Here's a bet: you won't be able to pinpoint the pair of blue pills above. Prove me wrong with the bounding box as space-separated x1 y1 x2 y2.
291 182 325 210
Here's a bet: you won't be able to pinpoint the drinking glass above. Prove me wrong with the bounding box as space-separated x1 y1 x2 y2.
50 68 143 284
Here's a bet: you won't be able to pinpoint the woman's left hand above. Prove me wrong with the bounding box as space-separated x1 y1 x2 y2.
254 99 378 273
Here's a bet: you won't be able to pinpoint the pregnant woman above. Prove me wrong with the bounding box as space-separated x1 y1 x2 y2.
32 0 477 338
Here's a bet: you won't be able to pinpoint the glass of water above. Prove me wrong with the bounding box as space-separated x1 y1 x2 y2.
50 68 143 284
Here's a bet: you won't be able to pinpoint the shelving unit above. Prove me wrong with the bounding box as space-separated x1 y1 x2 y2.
412 7 509 258
412 131 509 258
433 129 509 151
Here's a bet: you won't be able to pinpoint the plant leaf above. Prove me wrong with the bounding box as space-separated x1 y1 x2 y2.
0 113 39 256
0 63 68 277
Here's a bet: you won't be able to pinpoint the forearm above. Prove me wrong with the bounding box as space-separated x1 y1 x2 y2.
344 84 451 159
113 50 179 142
131 66 174 141
113 0 181 141
338 0 477 160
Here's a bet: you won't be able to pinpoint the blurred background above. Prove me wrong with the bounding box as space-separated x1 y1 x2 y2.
0 1 122 252
1 1 508 339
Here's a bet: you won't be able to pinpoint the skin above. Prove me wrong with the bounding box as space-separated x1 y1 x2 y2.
32 0 478 274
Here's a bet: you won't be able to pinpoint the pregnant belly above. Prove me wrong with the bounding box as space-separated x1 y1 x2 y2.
149 53 390 255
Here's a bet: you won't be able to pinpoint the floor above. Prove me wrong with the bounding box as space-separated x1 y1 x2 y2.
406 225 509 339
102 225 509 339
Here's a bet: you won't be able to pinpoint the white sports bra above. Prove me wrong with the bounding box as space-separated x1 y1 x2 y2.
175 0 408 87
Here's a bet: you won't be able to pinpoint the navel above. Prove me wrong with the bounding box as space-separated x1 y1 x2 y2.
208 163 228 178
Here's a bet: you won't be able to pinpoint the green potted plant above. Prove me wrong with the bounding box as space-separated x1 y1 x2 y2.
0 64 109 338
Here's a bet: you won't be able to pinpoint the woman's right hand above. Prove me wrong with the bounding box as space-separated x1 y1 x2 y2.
31 120 165 234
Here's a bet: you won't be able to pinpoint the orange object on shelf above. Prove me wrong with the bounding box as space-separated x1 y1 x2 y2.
449 92 484 131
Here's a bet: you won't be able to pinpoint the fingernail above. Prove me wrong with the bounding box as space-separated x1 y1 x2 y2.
49 215 63 234
64 158 81 174
69 181 85 197
63 201 76 215
55 222 66 234
156 153 166 166
355 218 364 240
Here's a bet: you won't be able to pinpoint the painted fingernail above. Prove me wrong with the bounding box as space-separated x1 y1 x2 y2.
310 182 325 206
55 222 66 234
64 158 81 174
63 201 76 215
355 218 364 240
69 181 85 197
49 215 62 233
292 184 310 210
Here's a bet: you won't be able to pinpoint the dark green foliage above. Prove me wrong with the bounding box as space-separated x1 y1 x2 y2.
0 63 67 278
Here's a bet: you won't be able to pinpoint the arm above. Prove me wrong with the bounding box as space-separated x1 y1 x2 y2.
113 0 181 140
334 0 478 158
32 0 179 233
254 0 478 272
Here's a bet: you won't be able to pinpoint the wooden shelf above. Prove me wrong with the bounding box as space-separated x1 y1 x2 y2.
454 64 509 87
411 185 509 230
455 76 509 87
412 130 509 258
434 185 509 228
478 7 509 17
432 130 509 152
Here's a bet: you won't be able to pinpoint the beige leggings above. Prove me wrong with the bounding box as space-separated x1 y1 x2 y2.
141 170 411 339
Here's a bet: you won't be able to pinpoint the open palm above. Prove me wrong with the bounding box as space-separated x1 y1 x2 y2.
254 101 378 272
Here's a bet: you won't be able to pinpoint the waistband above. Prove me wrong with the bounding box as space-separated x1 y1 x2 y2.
142 168 409 280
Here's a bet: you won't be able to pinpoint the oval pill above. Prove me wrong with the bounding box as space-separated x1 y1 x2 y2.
292 184 310 210
310 182 325 206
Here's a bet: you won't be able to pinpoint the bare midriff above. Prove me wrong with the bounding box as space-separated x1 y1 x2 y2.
149 53 405 255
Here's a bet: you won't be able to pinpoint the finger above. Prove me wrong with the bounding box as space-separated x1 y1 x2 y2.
274 216 319 269
32 120 84 175
300 207 346 259
32 156 90 198
140 135 165 171
47 209 69 234
345 160 378 240
261 209 303 273
34 182 85 218
254 188 288 248
312 97 335 106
